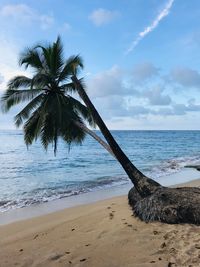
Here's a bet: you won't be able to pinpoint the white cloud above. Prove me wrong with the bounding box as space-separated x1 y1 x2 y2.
144 86 171 106
89 8 119 26
170 67 200 88
0 4 54 30
0 36 28 91
40 15 54 30
93 95 127 119
132 62 159 82
87 65 130 97
0 74 4 84
0 4 34 19
126 0 175 54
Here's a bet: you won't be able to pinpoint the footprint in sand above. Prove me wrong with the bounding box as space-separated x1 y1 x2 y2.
153 230 160 235
33 234 39 240
49 253 64 261
160 242 167 249
109 212 114 219
195 244 200 249
80 258 87 262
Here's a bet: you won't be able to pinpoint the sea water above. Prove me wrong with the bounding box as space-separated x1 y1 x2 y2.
0 130 200 212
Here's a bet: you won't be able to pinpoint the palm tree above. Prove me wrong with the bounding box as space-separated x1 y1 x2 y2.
2 37 200 224
71 75 161 197
1 36 161 205
71 70 200 226
1 37 113 157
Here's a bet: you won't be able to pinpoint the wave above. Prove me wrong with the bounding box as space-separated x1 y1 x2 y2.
147 154 200 180
1 154 200 212
0 175 129 212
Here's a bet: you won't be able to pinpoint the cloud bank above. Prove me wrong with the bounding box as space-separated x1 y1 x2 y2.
126 0 175 54
0 4 54 30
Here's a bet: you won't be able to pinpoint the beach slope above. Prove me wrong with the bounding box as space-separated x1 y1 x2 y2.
0 180 200 267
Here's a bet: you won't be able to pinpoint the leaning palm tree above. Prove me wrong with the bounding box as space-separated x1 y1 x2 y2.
71 75 200 225
1 37 114 157
2 37 200 224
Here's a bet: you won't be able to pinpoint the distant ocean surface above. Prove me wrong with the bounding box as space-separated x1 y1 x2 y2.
1 130 200 212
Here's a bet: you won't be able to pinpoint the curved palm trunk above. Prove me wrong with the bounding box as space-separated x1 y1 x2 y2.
74 121 115 158
72 76 161 197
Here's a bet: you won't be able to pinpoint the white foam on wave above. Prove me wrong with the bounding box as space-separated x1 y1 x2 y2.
147 155 200 181
1 154 200 213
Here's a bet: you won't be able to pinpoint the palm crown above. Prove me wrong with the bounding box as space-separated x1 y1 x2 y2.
1 36 95 154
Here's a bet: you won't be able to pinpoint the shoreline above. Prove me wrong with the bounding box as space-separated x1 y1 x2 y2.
0 176 199 266
1 168 200 226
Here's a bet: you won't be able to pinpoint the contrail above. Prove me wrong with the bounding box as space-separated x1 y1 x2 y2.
126 0 175 54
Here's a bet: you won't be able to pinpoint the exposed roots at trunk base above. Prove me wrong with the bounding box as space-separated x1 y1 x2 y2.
128 186 200 225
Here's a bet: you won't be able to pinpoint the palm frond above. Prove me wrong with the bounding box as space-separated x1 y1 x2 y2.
14 93 44 127
7 76 32 89
38 45 52 73
40 112 56 152
51 36 64 77
59 82 76 93
23 96 49 146
23 107 43 146
66 95 96 127
58 55 83 83
62 119 86 149
19 48 43 71
1 89 42 112
38 93 61 154
31 72 51 88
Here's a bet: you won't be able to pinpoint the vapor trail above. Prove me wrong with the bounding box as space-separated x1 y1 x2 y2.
126 0 175 54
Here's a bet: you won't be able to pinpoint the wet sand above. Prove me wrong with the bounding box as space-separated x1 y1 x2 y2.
0 179 200 267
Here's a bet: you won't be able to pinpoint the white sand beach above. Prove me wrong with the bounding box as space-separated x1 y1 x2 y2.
0 177 200 267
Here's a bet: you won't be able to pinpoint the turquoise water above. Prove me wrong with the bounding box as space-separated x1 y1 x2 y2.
1 130 200 212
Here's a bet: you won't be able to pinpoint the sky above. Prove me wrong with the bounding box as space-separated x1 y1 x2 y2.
0 0 200 130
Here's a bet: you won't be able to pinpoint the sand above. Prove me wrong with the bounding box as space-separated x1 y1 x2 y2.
0 180 200 267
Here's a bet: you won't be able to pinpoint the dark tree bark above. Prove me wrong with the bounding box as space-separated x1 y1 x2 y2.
72 75 200 225
71 75 161 197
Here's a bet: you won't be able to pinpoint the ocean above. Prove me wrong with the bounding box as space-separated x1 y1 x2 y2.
0 130 200 212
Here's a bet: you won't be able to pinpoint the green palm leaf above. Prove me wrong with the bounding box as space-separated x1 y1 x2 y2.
1 36 96 154
58 55 83 83
14 93 44 127
51 36 64 77
31 72 51 88
66 95 96 127
19 48 44 70
60 82 76 93
24 106 43 146
1 89 42 112
8 76 32 89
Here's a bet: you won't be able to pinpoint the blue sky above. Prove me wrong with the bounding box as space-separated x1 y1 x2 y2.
1 0 200 129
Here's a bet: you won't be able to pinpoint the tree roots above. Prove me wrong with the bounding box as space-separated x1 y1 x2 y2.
128 186 200 224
